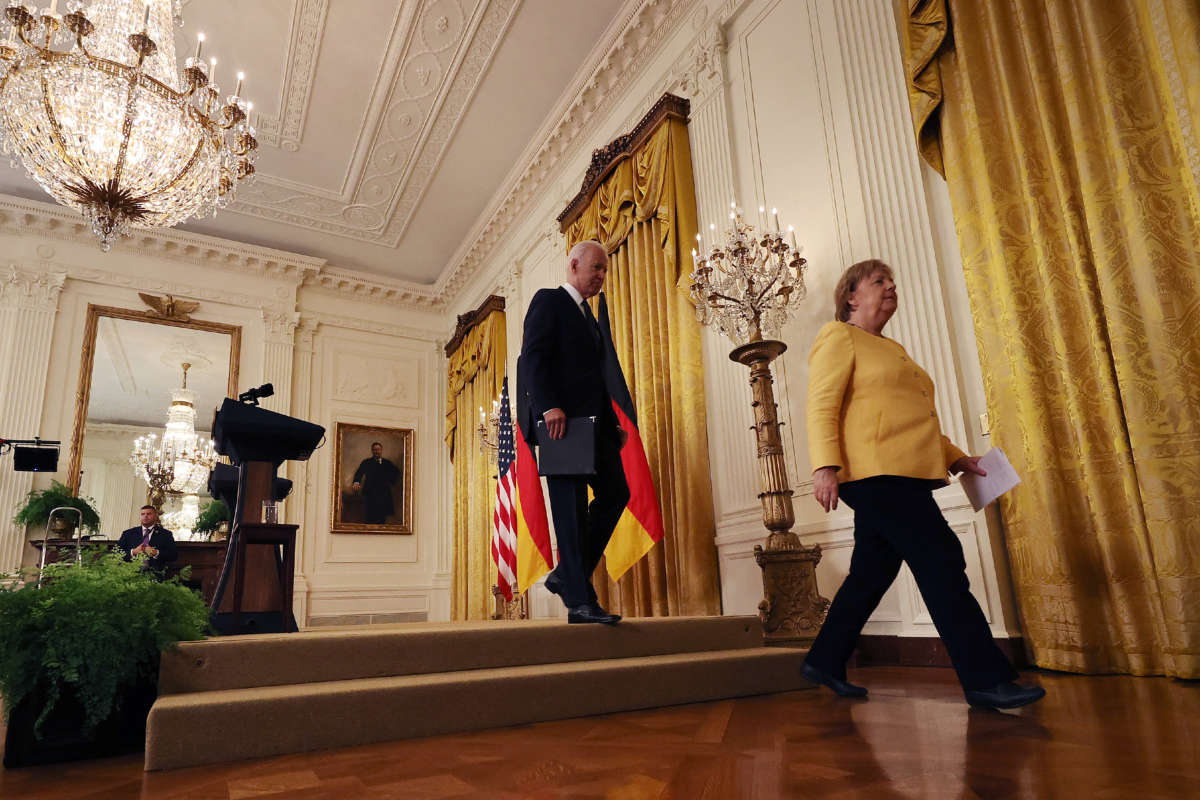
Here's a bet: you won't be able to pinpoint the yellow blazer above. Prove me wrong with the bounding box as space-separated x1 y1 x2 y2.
806 321 965 483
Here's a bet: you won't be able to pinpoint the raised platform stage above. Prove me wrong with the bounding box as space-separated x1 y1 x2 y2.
146 615 811 771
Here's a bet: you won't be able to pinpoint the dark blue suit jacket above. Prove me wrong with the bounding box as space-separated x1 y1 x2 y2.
517 287 619 445
117 525 179 573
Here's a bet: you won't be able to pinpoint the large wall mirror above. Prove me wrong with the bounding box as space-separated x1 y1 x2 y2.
68 304 241 541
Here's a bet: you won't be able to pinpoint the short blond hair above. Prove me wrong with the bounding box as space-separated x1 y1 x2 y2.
833 259 894 322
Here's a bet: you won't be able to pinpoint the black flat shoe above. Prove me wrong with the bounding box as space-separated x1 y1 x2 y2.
801 661 868 697
567 603 620 624
964 681 1046 709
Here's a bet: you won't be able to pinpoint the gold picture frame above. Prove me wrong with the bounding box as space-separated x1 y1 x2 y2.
331 422 414 535
67 303 241 494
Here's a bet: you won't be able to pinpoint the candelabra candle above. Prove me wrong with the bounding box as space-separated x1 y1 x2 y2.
689 205 808 344
0 0 261 249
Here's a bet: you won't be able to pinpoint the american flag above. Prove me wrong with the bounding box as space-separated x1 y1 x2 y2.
491 377 519 600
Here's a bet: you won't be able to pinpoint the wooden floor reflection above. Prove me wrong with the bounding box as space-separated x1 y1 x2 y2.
2 666 1197 799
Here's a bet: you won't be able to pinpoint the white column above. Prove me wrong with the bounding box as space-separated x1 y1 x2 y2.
830 0 969 447
289 315 318 624
0 267 65 572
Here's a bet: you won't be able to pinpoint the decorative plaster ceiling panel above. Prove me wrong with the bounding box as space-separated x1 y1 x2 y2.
0 0 634 285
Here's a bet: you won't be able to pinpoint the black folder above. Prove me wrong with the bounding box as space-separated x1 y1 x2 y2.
535 416 597 476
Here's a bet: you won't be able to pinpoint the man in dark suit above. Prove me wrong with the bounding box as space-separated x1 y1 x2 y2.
117 505 179 577
518 240 630 625
352 442 401 524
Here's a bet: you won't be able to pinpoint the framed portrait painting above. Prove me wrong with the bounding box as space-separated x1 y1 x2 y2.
332 422 414 534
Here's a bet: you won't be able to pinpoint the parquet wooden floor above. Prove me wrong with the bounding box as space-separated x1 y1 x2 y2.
2 666 1197 799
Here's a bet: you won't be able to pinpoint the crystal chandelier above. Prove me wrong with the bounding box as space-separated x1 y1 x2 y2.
130 361 217 539
690 203 808 344
0 0 258 250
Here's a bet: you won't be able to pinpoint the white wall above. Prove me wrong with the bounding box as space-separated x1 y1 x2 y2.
0 198 453 624
456 0 1022 639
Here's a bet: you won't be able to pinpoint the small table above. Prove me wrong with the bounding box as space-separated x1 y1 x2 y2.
231 523 298 634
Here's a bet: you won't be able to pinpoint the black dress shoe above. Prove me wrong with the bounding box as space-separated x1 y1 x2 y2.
543 571 563 597
567 603 621 624
964 681 1046 709
801 661 868 697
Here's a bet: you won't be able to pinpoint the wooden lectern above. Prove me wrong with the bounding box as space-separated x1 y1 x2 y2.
210 399 323 635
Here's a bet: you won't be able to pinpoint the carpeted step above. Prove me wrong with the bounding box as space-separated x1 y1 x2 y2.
159 616 765 694
145 646 809 771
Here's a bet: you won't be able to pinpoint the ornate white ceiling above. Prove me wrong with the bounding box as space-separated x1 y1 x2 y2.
0 0 628 286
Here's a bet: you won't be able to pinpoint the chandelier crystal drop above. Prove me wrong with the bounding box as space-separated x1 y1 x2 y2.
689 204 808 345
129 361 217 539
0 0 259 250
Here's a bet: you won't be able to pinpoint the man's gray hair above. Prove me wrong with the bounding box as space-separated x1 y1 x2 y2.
568 240 606 265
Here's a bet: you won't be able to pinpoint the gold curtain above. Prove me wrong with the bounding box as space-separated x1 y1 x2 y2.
565 117 721 617
445 310 506 620
900 0 1200 676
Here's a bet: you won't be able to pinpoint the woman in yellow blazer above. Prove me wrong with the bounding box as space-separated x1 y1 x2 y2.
800 259 1044 710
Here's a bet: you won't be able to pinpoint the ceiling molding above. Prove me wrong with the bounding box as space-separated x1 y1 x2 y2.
227 0 521 248
252 0 330 152
432 0 698 304
0 196 325 283
301 265 442 309
0 195 445 311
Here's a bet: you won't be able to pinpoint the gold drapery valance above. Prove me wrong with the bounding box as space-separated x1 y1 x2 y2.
445 303 506 620
899 0 1200 677
561 96 721 617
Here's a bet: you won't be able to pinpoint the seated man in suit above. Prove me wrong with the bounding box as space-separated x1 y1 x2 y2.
117 505 179 577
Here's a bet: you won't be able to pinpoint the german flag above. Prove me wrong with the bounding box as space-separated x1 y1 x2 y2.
596 292 665 580
513 413 554 592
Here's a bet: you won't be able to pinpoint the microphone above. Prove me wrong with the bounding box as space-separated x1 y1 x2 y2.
237 383 274 405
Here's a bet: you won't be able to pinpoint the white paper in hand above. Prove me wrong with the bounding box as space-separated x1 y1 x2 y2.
959 447 1021 512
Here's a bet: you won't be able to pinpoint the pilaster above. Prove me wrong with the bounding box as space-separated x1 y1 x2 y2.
668 20 760 523
830 0 968 447
0 266 66 572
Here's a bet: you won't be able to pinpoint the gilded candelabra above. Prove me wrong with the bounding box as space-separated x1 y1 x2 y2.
0 0 260 249
477 399 499 461
691 203 830 645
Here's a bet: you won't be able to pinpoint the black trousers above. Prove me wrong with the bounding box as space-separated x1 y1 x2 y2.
545 433 630 607
805 475 1019 691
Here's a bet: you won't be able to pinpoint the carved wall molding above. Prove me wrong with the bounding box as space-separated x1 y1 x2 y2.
332 354 420 408
307 310 443 343
262 307 302 343
0 266 66 311
433 0 697 304
60 264 279 312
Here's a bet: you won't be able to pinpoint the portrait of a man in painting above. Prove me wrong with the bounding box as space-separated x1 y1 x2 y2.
332 423 414 534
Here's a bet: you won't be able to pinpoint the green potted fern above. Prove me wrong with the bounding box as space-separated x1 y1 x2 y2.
0 550 210 767
193 499 230 540
12 480 101 539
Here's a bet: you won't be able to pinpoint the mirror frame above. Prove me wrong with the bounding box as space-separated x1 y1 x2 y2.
67 303 242 494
